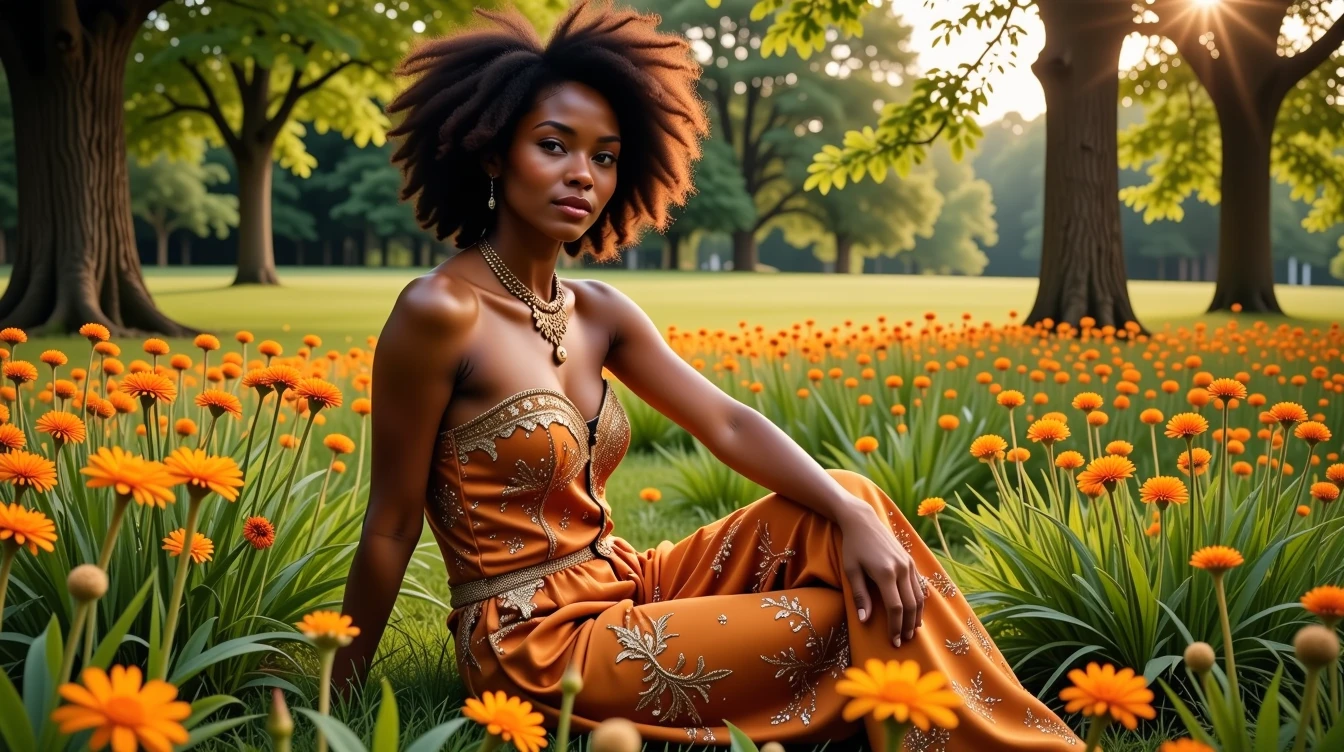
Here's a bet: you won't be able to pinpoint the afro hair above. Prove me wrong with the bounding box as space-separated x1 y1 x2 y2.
386 0 711 261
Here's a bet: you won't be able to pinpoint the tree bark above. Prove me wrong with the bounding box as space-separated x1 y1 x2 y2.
0 1 193 336
418 237 430 267
834 234 853 274
731 229 756 272
180 233 191 265
1205 93 1280 310
664 232 682 270
1025 0 1142 332
232 145 279 284
155 222 168 267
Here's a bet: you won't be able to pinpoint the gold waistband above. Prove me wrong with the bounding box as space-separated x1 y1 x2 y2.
449 536 614 609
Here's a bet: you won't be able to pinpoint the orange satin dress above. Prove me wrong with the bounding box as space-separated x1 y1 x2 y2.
426 378 1085 751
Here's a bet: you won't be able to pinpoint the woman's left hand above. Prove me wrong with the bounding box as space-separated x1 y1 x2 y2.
834 499 926 647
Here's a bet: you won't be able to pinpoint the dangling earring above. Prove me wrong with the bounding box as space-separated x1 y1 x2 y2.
487 176 496 210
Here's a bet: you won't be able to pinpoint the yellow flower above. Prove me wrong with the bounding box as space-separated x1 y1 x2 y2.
463 690 549 752
0 502 57 555
835 658 961 730
296 610 361 648
162 529 214 564
1058 662 1155 730
162 447 243 501
81 447 179 508
50 665 191 752
0 450 58 493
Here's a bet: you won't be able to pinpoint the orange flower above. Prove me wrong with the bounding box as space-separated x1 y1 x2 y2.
40 350 68 368
1055 450 1086 470
1140 476 1189 507
295 378 343 411
996 390 1025 409
196 389 243 419
243 516 276 550
3 360 38 384
1301 585 1344 624
1007 447 1031 462
1072 392 1104 412
937 414 959 430
260 365 303 392
970 434 1008 461
162 447 243 501
1159 741 1215 752
0 450 57 493
258 340 284 358
162 529 214 564
1105 440 1133 457
1311 482 1340 504
81 447 179 508
35 411 86 445
78 323 111 343
1232 461 1253 477
142 338 170 356
174 418 197 437
119 372 177 404
855 436 879 454
463 690 550 752
0 502 57 555
1177 447 1213 477
1297 504 1311 517
323 433 356 455
1077 455 1136 492
639 487 661 503
1294 421 1332 445
1268 401 1308 427
1190 545 1244 574
1139 408 1165 426
1058 662 1155 730
1026 419 1069 445
50 665 190 752
296 610 361 649
1206 378 1247 401
1086 411 1109 427
1327 463 1344 486
194 334 221 351
917 497 947 516
352 397 372 416
1165 413 1209 440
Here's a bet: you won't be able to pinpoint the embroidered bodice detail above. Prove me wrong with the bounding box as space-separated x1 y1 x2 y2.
425 378 630 588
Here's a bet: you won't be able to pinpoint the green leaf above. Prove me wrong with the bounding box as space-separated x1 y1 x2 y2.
175 617 217 674
185 694 241 730
1158 678 1216 744
183 714 265 749
0 664 36 752
296 708 370 752
405 718 471 752
1253 665 1282 752
148 587 164 682
92 573 155 670
371 678 399 752
724 719 759 752
24 615 57 745
169 632 303 685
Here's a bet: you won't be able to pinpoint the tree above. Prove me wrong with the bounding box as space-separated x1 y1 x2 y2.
663 134 755 269
123 0 555 285
657 0 919 271
271 169 318 265
0 85 14 265
0 0 192 335
327 143 430 266
128 152 238 266
1118 1 1344 311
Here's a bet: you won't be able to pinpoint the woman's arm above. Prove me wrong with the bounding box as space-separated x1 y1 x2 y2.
331 273 478 694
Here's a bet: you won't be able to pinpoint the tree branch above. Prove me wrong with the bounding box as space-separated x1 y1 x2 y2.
179 59 243 152
147 91 213 122
754 185 808 229
1277 13 1344 89
261 57 369 144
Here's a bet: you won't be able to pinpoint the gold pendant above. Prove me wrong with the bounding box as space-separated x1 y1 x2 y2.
554 344 568 365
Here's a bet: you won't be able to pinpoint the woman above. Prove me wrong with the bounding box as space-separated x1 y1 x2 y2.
334 1 1083 749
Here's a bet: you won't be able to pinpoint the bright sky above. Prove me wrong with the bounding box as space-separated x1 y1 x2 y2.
899 1 1343 123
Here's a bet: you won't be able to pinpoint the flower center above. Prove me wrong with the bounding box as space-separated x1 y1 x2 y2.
876 680 917 705
103 695 147 726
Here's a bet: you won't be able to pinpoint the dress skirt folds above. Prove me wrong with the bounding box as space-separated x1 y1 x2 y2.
425 378 1084 751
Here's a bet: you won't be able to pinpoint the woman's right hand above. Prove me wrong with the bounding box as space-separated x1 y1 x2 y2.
835 499 925 648
329 272 479 697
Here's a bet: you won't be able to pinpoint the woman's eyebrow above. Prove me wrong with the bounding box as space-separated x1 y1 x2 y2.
533 119 621 143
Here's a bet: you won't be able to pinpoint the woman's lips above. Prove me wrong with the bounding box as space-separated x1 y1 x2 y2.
553 202 591 219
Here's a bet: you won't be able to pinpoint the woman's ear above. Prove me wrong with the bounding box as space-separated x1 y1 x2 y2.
480 154 502 179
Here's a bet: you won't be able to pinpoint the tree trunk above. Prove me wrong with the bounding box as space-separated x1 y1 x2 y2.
1025 0 1141 332
0 2 192 336
1206 95 1281 310
322 238 332 266
835 235 853 274
231 145 279 284
418 238 430 266
180 233 191 265
156 226 168 267
1190 254 1201 282
731 229 756 272
342 236 355 266
379 235 390 267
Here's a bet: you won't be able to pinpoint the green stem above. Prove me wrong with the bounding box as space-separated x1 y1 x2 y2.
244 392 287 517
1150 424 1160 476
1185 439 1198 551
1292 666 1321 752
1218 405 1230 540
97 497 131 570
479 733 502 752
1107 488 1132 595
881 717 909 752
933 516 950 559
1215 573 1239 702
555 686 576 752
158 494 205 680
58 601 90 684
302 463 335 559
316 647 336 752
0 545 15 634
1082 716 1109 752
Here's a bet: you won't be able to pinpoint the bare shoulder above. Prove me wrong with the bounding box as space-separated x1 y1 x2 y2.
568 277 637 317
379 270 481 365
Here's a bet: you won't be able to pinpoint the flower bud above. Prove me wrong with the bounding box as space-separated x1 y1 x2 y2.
67 564 108 603
1184 642 1216 674
590 717 642 752
267 688 294 739
761 743 785 752
1295 625 1341 669
561 661 583 696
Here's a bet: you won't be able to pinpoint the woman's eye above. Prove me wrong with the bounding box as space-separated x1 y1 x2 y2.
540 140 564 153
597 153 617 166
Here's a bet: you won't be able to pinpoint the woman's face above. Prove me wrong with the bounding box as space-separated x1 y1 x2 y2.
492 80 621 244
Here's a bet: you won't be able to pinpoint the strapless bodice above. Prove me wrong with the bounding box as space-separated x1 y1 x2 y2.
425 378 631 589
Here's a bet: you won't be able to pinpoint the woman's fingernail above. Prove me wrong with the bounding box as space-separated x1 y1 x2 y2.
858 608 867 621
893 636 901 648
